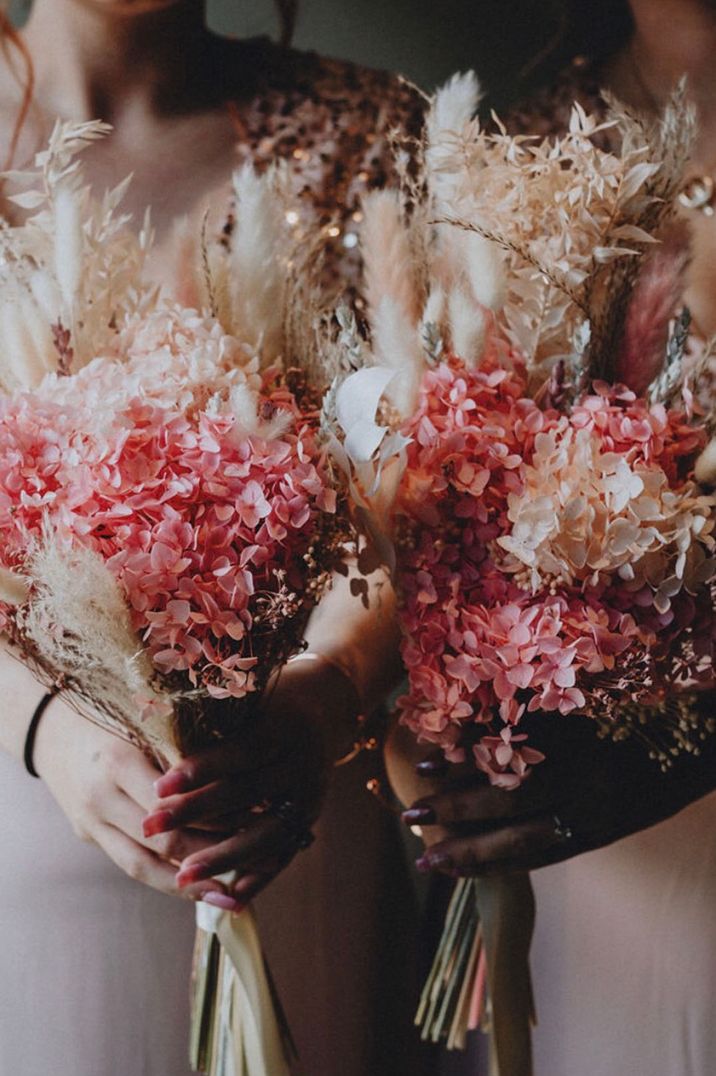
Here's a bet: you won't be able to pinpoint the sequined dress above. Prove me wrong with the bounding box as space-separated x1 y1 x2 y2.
0 42 431 1076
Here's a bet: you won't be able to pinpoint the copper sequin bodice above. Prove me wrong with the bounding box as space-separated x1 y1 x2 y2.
225 40 424 286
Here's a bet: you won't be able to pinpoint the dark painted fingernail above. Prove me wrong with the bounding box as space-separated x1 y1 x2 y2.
416 759 448 777
154 771 191 797
415 851 454 873
143 810 174 838
402 806 437 825
177 862 211 887
201 893 245 914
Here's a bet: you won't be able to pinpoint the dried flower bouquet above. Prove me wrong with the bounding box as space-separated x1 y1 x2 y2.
0 122 349 1076
328 73 715 1074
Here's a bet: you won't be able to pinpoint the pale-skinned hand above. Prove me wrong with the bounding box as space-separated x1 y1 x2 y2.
33 695 230 903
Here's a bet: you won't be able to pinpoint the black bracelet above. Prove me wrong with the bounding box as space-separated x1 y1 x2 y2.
24 689 59 779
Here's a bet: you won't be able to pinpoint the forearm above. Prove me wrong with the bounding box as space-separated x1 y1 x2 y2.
304 561 403 716
0 638 47 762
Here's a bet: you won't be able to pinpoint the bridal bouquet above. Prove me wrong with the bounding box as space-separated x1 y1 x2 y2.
0 122 347 1076
329 75 715 1073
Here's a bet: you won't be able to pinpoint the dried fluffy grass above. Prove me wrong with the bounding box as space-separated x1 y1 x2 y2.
20 536 177 762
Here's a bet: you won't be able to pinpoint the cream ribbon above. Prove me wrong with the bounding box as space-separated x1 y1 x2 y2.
195 895 290 1076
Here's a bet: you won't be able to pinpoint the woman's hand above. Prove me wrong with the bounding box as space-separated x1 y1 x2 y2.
142 655 361 910
33 695 230 903
397 702 716 878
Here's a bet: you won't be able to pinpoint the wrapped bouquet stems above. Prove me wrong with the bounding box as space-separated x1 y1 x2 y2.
328 72 714 1070
0 121 348 1076
418 876 534 1076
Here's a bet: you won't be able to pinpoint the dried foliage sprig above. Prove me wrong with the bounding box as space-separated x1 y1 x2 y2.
0 120 153 388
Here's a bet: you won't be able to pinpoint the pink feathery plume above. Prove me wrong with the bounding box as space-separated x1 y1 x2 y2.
616 227 689 395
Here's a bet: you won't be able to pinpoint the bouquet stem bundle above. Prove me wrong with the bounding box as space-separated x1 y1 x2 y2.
190 908 295 1076
0 122 346 1076
416 878 486 1048
417 876 535 1075
328 72 714 1075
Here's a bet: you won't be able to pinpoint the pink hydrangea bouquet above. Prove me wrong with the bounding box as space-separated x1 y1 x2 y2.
0 122 347 1076
329 75 715 1071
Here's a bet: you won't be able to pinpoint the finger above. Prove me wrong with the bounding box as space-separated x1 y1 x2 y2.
228 869 281 904
106 792 224 864
414 814 561 877
96 824 184 896
145 782 269 836
402 784 532 829
415 755 449 779
115 750 165 812
154 740 280 798
175 816 292 887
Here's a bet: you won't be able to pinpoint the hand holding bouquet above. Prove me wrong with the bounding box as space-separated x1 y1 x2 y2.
0 122 350 1076
328 74 715 1072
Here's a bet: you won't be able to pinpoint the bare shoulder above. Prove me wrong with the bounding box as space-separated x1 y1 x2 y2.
0 44 33 167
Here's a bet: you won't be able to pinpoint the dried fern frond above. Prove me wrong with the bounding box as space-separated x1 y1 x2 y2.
417 78 695 384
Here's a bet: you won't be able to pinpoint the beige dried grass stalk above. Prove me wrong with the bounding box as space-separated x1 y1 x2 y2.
0 120 153 388
415 77 695 388
361 190 424 411
19 536 176 760
228 163 288 362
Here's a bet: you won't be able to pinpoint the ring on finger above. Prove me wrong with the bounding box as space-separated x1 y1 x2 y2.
552 813 574 843
264 798 315 851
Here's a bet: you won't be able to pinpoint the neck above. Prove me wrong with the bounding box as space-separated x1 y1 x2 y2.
624 1 716 107
22 0 217 125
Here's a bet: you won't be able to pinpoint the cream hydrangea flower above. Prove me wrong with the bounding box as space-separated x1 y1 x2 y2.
497 420 716 608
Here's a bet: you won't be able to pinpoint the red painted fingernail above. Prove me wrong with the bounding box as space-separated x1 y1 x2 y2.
143 810 175 838
177 862 211 887
154 771 190 797
202 893 245 914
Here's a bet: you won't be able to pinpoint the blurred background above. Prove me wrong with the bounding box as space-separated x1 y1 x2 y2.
206 0 552 106
8 0 570 110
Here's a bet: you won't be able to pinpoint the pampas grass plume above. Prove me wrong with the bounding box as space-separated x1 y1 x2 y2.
53 181 83 318
24 538 176 760
230 164 286 359
362 190 420 324
448 286 486 365
617 245 686 394
427 71 480 143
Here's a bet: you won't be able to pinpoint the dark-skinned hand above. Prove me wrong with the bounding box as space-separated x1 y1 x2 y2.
394 695 716 879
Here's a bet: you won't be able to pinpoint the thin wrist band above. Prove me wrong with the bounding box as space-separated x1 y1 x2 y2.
24 688 60 779
287 651 373 766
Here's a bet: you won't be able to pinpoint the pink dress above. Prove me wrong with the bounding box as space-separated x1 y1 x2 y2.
0 43 431 1076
